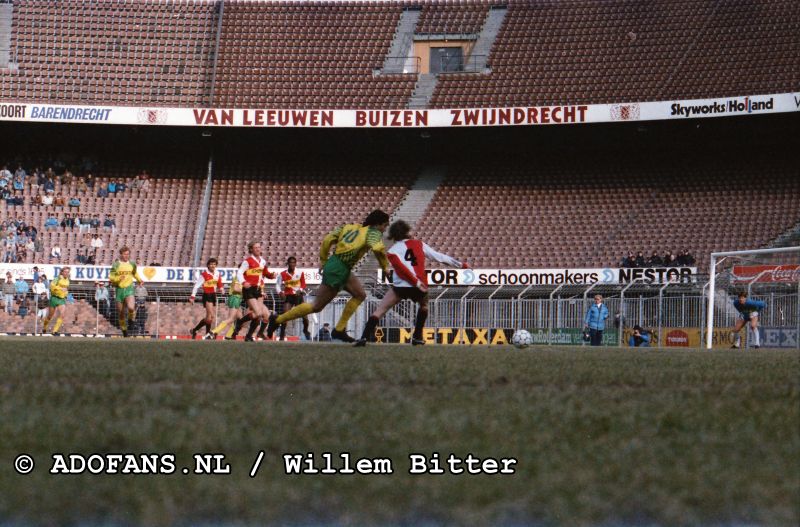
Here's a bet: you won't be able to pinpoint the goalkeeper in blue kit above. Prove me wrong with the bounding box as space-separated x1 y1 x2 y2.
731 293 766 348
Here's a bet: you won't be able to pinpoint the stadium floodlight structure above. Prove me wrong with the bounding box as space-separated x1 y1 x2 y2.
705 246 800 349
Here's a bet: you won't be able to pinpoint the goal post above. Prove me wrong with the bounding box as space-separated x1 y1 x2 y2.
706 246 800 349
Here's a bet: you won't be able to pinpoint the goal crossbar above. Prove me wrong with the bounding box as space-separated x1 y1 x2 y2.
706 246 800 349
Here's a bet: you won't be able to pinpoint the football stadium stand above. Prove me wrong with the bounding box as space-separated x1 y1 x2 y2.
413 153 800 270
0 0 797 273
1 0 218 105
429 0 799 108
202 162 417 267
214 1 417 108
0 0 795 108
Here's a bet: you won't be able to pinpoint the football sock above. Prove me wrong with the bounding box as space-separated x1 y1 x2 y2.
752 327 760 346
335 298 363 332
302 317 310 334
257 321 267 335
413 307 429 341
43 316 51 331
734 333 741 347
212 320 229 334
119 315 127 331
52 318 63 333
232 314 251 336
361 315 379 341
276 302 314 325
128 309 136 322
226 324 235 338
192 320 207 333
245 318 260 339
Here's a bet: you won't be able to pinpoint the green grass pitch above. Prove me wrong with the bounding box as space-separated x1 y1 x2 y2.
0 339 797 526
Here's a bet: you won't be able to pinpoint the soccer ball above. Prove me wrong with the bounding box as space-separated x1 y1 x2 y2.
511 329 533 349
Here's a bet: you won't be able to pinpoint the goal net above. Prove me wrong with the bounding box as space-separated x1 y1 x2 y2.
705 246 800 349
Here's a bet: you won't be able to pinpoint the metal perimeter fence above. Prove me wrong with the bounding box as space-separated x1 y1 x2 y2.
0 280 797 349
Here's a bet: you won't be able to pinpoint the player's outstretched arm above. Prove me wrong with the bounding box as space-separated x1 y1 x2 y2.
422 243 468 269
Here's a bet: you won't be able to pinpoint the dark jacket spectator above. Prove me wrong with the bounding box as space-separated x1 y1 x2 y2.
678 250 696 267
634 252 646 267
620 252 635 268
648 251 662 267
97 184 109 198
628 325 651 347
318 323 332 341
61 214 75 230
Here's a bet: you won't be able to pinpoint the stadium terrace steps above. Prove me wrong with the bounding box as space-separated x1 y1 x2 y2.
413 158 800 270
0 2 12 68
408 73 438 109
214 1 415 109
428 0 799 108
382 8 420 75
469 5 506 72
353 166 445 277
768 220 800 250
201 166 416 268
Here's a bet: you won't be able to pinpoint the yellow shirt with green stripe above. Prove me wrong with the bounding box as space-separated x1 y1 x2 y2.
110 260 143 289
320 223 389 272
50 276 70 299
229 276 242 296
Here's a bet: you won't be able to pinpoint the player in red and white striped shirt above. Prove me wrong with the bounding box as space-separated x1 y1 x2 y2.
355 220 469 346
234 241 277 341
189 258 223 339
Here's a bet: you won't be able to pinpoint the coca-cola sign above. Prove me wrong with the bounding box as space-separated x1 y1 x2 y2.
733 265 800 283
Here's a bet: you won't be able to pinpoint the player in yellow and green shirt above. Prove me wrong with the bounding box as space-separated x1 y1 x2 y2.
109 246 144 337
267 209 390 342
210 274 244 340
42 266 71 335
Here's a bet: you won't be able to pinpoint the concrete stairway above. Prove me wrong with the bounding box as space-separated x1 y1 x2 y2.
407 73 438 109
354 166 444 280
0 2 13 68
349 167 445 338
769 220 800 249
470 6 507 72
382 9 421 74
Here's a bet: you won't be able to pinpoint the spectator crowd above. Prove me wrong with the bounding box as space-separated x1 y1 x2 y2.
1 160 151 265
619 250 696 268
